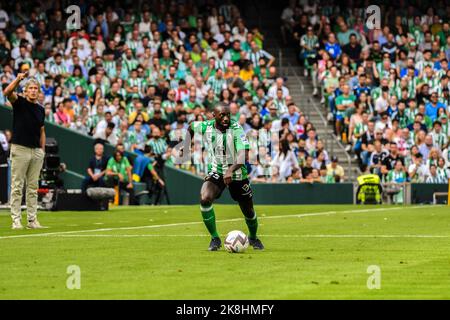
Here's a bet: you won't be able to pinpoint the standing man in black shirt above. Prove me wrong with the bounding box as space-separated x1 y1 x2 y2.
3 73 46 230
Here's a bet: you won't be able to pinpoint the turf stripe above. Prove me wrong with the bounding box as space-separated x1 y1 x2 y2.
12 234 450 239
0 206 428 240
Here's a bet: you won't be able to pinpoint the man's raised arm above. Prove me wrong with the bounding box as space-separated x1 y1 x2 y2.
3 72 28 104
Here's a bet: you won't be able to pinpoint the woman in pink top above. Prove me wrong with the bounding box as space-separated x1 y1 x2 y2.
54 102 70 126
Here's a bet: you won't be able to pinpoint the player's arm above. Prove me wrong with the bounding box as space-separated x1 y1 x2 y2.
125 159 133 188
3 72 28 104
87 167 95 179
99 167 107 178
149 164 165 186
224 127 250 185
105 159 119 178
224 148 248 185
264 50 275 67
40 126 46 151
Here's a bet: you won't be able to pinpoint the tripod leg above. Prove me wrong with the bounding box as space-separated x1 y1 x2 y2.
163 185 170 205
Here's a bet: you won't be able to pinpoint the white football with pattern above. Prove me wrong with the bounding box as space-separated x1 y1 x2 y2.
224 230 249 253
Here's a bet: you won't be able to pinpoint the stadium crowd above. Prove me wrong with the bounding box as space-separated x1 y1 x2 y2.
0 0 345 186
282 0 450 186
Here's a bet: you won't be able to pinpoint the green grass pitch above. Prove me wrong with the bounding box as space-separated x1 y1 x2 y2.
1 204 450 299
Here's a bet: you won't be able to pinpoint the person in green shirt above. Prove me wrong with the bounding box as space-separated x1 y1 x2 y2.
105 150 134 205
202 89 219 112
335 84 356 140
225 40 242 63
65 66 88 94
181 104 264 251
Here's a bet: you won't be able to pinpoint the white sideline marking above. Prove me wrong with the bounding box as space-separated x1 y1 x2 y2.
34 234 450 239
0 206 428 240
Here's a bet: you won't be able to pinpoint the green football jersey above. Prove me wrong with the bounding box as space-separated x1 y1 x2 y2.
191 120 250 180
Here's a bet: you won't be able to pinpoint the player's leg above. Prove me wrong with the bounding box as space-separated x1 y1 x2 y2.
237 199 264 250
229 179 264 250
9 145 32 229
25 148 45 228
200 179 223 250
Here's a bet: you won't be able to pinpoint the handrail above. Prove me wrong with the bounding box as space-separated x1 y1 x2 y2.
332 133 354 181
288 63 326 127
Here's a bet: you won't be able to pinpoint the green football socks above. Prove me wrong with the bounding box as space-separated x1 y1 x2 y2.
245 213 258 240
200 205 219 238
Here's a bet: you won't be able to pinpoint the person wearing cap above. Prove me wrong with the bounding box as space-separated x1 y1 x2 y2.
3 73 46 229
263 102 280 123
407 40 423 61
326 156 345 182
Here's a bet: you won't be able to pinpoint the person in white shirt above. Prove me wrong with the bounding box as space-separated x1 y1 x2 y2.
95 111 113 133
408 153 429 182
207 8 220 35
268 77 290 99
375 112 392 132
93 122 117 146
138 10 152 35
271 139 300 182
375 91 389 114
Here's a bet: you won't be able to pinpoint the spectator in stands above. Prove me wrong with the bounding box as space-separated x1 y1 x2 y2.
271 139 300 182
81 142 108 193
326 156 345 182
94 122 117 146
426 164 446 183
105 149 134 204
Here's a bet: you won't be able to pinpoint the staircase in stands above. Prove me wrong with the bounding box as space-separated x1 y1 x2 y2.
244 1 361 181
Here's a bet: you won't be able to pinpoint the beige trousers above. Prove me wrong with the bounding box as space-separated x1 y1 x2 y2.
10 144 45 222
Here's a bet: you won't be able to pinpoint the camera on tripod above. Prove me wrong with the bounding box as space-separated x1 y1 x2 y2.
39 137 66 210
40 137 64 188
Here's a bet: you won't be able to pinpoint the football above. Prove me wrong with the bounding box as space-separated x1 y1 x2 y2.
224 230 249 253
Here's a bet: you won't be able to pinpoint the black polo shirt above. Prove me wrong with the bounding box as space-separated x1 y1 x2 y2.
11 95 45 148
88 155 109 175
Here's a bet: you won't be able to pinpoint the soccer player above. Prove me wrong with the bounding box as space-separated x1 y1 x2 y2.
183 104 264 251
